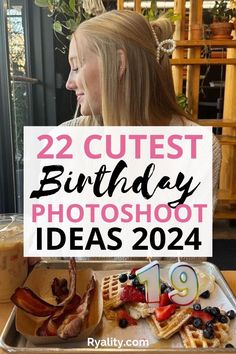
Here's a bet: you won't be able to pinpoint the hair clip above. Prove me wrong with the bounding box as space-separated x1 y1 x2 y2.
151 27 176 62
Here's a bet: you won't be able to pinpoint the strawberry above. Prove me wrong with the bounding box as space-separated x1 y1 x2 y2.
192 310 213 324
117 309 137 326
130 268 139 275
120 285 145 303
159 293 172 307
155 304 177 322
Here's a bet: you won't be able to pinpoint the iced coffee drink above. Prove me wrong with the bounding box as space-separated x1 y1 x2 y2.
0 215 27 303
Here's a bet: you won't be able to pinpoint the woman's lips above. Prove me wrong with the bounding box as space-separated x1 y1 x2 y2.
76 93 84 103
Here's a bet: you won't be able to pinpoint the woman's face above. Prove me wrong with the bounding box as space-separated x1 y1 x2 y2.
66 35 102 116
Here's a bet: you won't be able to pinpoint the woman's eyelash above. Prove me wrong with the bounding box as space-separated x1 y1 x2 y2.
72 68 79 72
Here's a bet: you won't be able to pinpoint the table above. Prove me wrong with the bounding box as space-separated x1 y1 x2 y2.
0 271 235 353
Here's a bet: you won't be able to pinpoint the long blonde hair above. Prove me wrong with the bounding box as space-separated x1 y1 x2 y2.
74 10 186 126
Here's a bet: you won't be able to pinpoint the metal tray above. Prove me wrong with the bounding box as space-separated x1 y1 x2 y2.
1 260 236 353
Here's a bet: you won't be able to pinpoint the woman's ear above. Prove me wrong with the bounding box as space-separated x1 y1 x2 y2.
117 49 127 79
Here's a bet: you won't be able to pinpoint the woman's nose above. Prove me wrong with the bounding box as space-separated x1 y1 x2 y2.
66 72 76 91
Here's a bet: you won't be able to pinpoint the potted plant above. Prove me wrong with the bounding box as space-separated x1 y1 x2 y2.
34 0 105 52
209 0 234 39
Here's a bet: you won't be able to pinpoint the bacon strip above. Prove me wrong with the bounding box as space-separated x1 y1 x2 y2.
51 277 69 304
36 294 81 336
11 287 60 317
11 258 76 317
36 317 57 336
11 258 96 339
57 276 96 339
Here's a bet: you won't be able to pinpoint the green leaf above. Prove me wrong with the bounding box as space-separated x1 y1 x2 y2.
165 9 181 22
82 12 92 20
65 19 77 31
34 0 50 7
76 16 82 25
53 21 63 33
176 93 189 111
69 0 76 12
59 1 74 16
150 0 157 15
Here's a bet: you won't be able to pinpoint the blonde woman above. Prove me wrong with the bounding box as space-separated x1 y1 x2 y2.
63 10 221 209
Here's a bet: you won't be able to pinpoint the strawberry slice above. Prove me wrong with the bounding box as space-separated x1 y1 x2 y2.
117 309 137 326
159 293 172 307
155 304 177 322
120 285 145 303
192 310 213 324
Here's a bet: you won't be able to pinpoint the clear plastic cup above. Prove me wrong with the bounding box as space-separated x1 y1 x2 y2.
0 214 28 303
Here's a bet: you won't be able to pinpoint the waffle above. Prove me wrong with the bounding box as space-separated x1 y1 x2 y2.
180 312 230 348
102 273 128 307
180 324 220 348
180 321 230 349
147 307 192 339
125 302 155 320
214 321 231 344
102 273 129 320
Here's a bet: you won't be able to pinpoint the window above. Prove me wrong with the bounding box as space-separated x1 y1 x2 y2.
0 0 56 213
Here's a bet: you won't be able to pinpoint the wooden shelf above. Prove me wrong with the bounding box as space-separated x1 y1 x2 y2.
197 119 236 128
172 1 236 220
216 135 236 145
214 209 236 219
218 190 236 202
214 195 236 219
171 58 236 65
176 40 236 48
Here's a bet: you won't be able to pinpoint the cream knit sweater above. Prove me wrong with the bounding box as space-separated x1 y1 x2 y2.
62 115 222 210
